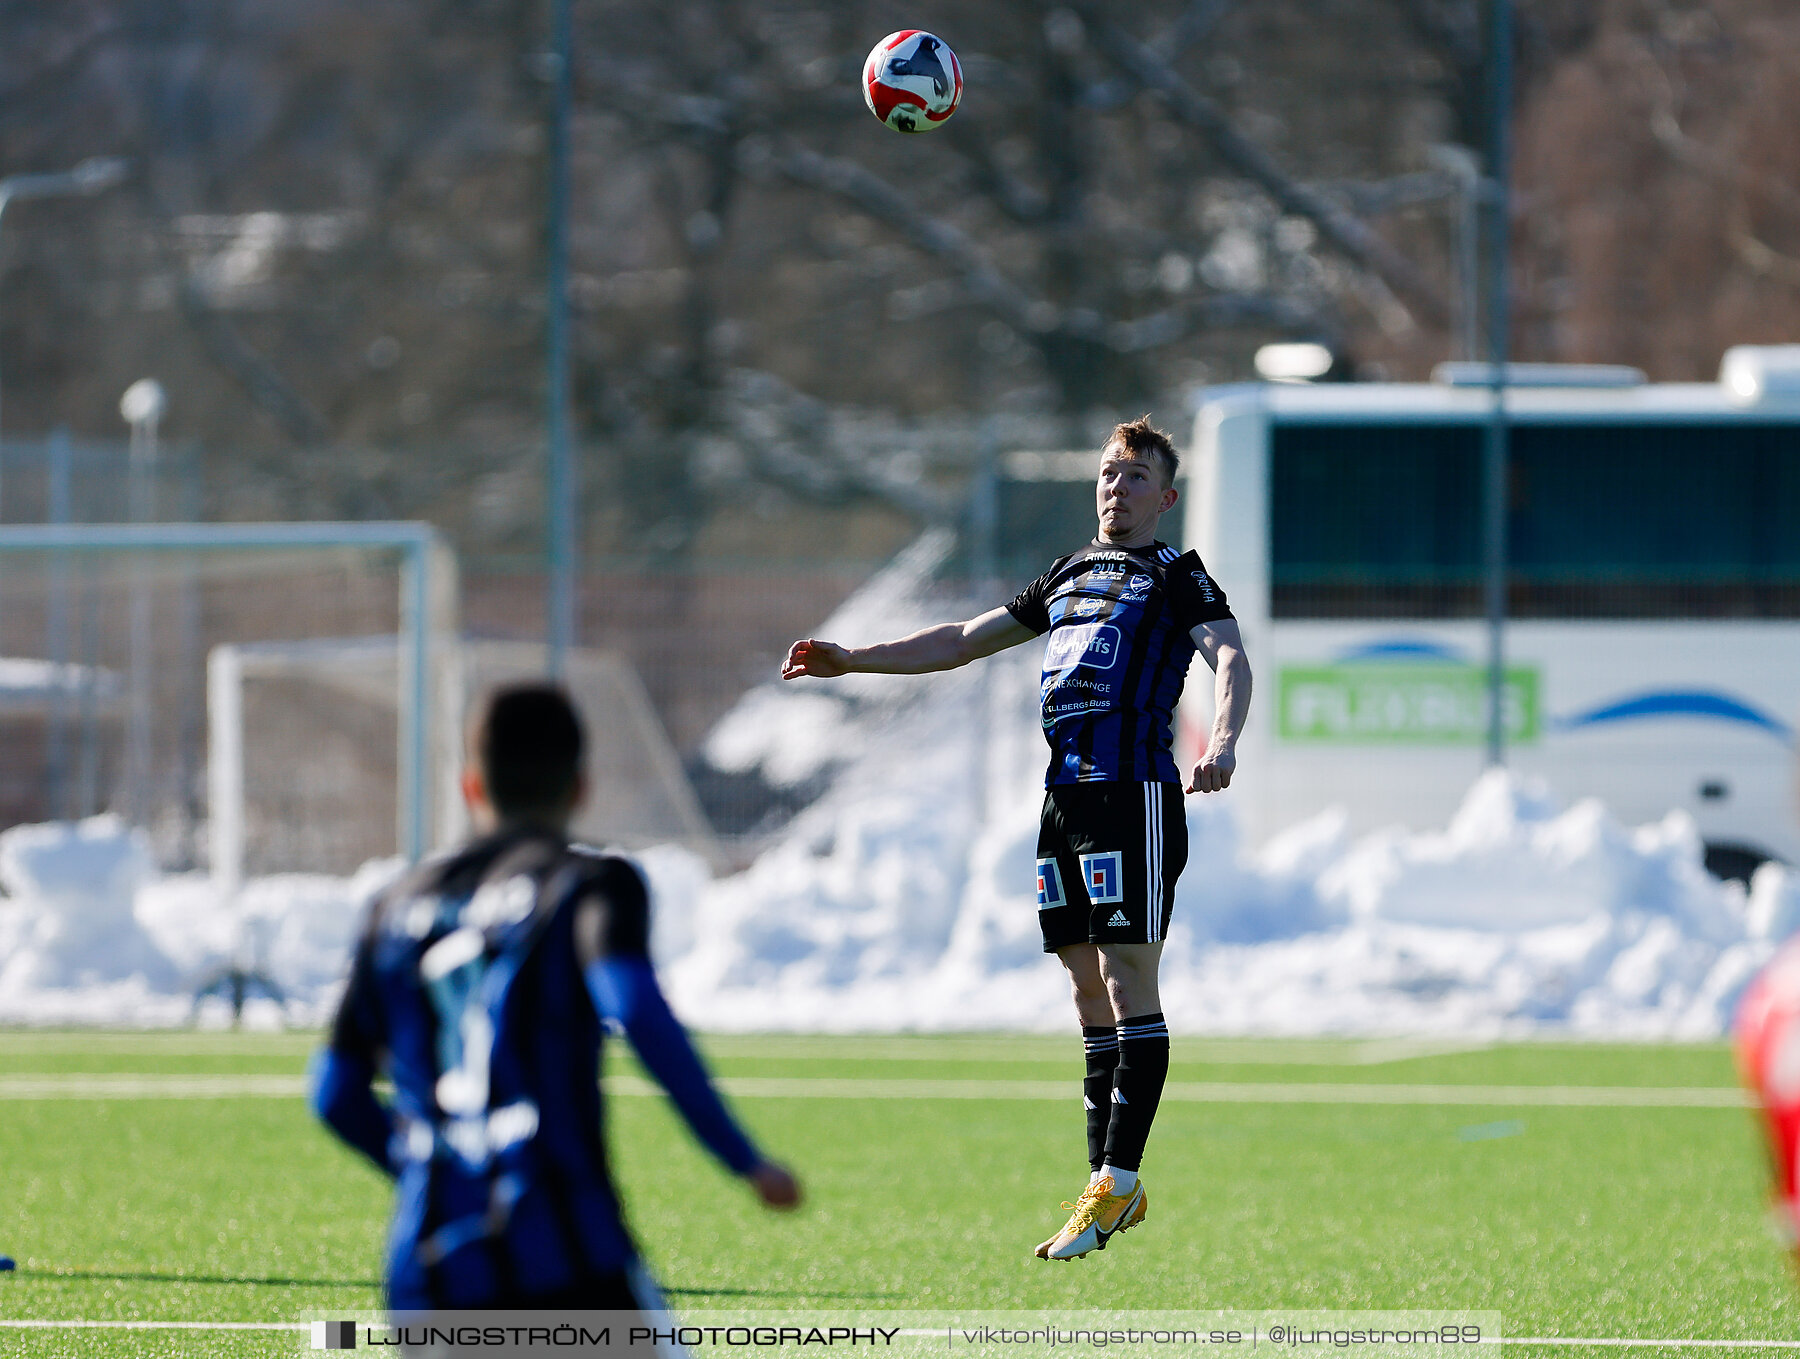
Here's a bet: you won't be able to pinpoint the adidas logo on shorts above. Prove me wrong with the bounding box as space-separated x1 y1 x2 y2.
1107 910 1130 928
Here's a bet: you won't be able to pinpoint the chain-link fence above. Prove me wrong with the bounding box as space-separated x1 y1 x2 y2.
0 429 1139 875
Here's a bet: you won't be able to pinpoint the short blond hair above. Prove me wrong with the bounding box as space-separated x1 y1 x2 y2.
1106 415 1178 486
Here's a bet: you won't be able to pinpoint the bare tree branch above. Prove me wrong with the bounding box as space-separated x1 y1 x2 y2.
1395 0 1481 75
177 277 334 447
767 136 1327 359
1312 171 1459 216
1073 5 1451 328
1083 0 1238 112
1107 292 1332 353
946 127 1053 224
1634 41 1800 222
719 368 953 523
766 137 1055 338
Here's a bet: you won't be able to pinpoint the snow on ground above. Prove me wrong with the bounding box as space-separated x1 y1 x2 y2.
660 658 1800 1038
0 762 1791 1036
0 537 1794 1035
0 769 1793 1037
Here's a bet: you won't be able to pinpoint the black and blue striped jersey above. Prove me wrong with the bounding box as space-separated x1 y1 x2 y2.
1006 540 1233 785
317 826 758 1309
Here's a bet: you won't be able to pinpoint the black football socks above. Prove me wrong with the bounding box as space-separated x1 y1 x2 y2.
1081 1025 1120 1173
1102 1011 1170 1174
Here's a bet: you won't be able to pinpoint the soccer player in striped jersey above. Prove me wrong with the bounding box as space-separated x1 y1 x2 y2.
309 684 800 1313
782 416 1252 1261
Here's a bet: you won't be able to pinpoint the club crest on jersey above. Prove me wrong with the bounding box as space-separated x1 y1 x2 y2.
1121 573 1153 601
1035 858 1066 911
1079 851 1125 905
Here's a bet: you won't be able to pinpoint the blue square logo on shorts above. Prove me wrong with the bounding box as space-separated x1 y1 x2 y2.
1079 851 1125 905
1036 858 1066 911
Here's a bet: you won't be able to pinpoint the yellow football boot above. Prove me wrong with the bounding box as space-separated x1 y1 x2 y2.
1034 1174 1148 1260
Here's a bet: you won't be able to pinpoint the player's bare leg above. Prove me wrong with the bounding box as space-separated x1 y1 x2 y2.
1097 941 1162 1018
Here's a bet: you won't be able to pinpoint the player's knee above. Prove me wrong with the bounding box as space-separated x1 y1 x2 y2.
1101 979 1159 1022
1069 970 1108 1007
1101 966 1159 1018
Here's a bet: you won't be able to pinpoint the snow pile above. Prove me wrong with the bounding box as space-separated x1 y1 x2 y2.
701 527 961 794
0 817 171 1003
653 543 1793 1036
0 819 403 1027
0 779 1792 1035
662 711 1794 1038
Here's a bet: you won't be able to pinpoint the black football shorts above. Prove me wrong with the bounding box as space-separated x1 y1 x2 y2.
1035 781 1187 953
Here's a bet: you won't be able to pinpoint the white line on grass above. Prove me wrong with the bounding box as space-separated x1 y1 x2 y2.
0 1033 319 1055
0 1075 306 1099
0 1033 1498 1066
1495 1341 1800 1350
694 1036 1496 1066
885 1339 1800 1353
0 1320 304 1331
0 1322 1792 1347
0 1073 1751 1108
648 1076 1754 1109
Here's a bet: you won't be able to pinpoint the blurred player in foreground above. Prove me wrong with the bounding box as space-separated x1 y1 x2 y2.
1738 926 1800 1268
310 683 799 1313
783 416 1251 1261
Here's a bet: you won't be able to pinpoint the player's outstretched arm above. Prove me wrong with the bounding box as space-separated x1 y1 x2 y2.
782 606 1034 680
746 1160 802 1208
584 951 801 1211
1187 617 1252 795
307 1047 400 1178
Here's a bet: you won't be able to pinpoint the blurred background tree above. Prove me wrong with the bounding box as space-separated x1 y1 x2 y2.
1 0 1796 561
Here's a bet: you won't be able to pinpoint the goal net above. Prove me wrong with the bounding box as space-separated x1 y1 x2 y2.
0 523 457 883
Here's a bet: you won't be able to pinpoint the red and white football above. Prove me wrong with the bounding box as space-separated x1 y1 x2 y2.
862 30 963 134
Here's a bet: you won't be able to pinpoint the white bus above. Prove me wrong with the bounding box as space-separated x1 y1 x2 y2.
1183 357 1800 876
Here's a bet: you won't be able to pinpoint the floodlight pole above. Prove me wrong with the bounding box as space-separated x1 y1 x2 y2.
121 379 166 831
545 0 576 678
1481 0 1514 768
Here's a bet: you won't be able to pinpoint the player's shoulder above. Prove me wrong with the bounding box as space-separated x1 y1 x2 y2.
1166 548 1231 618
1157 545 1213 577
564 840 646 883
362 848 457 935
562 843 654 959
561 842 651 913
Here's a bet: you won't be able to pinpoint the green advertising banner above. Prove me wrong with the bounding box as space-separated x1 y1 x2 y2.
1277 663 1540 744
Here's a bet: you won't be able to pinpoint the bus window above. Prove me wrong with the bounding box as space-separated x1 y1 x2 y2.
1270 423 1481 617
1271 421 1800 618
1511 423 1800 616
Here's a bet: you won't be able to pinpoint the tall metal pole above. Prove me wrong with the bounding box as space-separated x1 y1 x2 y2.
45 427 71 818
1482 0 1514 767
122 379 166 830
545 0 576 677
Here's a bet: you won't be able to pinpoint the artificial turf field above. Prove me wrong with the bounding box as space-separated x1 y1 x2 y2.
0 1031 1797 1356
